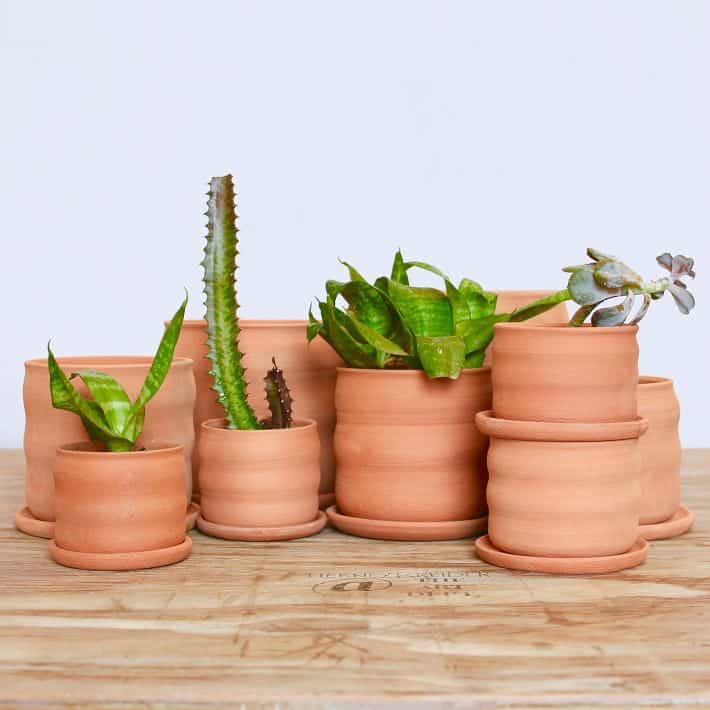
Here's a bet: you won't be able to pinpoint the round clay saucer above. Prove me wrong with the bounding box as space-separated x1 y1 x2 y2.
474 535 648 575
48 536 192 571
185 502 200 531
326 506 488 541
319 492 336 509
196 510 327 542
640 506 694 541
14 507 54 539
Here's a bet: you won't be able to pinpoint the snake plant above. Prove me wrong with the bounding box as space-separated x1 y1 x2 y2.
309 248 696 379
201 174 293 430
47 295 188 452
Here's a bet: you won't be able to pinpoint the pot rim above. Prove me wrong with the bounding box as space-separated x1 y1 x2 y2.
493 322 639 335
201 417 317 435
25 355 194 370
335 366 491 376
476 410 648 442
56 441 184 457
639 375 673 388
179 319 308 328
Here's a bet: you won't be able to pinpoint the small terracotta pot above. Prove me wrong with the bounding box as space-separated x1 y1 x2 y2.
494 290 569 325
334 368 491 523
50 442 191 570
477 411 647 558
173 320 342 504
198 418 321 529
491 323 639 422
637 376 681 525
22 356 196 524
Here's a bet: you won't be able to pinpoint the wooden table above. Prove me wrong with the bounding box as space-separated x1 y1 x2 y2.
0 449 707 708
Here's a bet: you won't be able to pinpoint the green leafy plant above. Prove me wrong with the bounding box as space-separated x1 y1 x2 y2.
202 174 294 430
47 295 188 452
308 248 696 379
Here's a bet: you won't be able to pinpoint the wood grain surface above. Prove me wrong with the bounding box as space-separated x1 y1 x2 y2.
0 448 707 709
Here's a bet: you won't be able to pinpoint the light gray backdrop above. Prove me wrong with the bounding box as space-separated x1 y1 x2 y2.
1 0 708 446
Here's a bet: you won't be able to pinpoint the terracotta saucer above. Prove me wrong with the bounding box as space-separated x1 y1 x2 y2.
474 535 648 574
48 537 192 571
319 492 336 509
326 506 488 541
185 502 200 531
639 506 694 541
196 510 327 542
14 507 54 539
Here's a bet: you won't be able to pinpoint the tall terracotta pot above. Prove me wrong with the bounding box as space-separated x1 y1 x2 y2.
20 356 196 537
173 320 342 506
196 418 325 541
49 442 191 570
475 411 648 574
492 323 639 422
332 368 490 537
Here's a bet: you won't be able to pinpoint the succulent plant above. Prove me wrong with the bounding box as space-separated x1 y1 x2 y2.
262 358 294 429
201 174 293 429
47 295 188 452
564 249 696 326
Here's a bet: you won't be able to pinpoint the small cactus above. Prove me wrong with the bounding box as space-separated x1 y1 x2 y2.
262 358 294 429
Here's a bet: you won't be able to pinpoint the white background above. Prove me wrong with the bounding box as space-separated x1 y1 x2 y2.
1 0 708 446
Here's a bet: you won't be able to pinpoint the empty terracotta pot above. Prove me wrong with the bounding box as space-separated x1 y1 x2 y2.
50 442 191 570
22 356 196 524
198 418 321 529
494 290 569 325
173 320 342 504
477 411 646 558
492 323 639 422
637 376 681 525
334 368 491 522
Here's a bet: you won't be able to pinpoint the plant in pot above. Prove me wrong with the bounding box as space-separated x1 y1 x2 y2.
476 249 696 573
307 251 572 541
45 296 193 571
195 174 325 542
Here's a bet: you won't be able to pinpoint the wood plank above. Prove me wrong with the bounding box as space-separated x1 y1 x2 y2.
0 448 707 708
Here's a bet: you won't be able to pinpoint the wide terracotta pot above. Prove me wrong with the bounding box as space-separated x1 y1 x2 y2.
494 290 569 324
173 320 342 503
491 323 639 422
50 442 190 570
198 418 321 528
23 356 196 522
637 376 681 525
334 368 491 522
477 411 646 557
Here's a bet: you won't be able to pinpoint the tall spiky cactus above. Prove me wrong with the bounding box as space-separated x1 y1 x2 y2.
202 175 260 430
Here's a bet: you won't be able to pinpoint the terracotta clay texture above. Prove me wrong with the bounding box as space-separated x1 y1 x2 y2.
492 323 639 422
476 411 647 559
173 320 342 504
335 368 491 524
22 356 196 526
198 418 321 534
637 376 682 525
494 290 569 325
50 442 190 571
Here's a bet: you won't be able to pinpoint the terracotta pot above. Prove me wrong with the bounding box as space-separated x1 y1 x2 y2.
23 356 196 523
492 323 639 422
173 320 342 504
198 418 321 529
477 411 647 558
334 368 491 522
637 376 681 525
50 442 191 570
494 290 569 325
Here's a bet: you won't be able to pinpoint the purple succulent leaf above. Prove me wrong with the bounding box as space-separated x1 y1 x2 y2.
668 283 695 315
591 293 635 327
628 294 651 325
594 261 643 289
656 253 673 271
671 254 696 279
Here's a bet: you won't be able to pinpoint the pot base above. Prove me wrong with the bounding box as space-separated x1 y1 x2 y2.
639 506 694 541
196 510 327 541
185 502 200 531
474 535 648 575
319 492 336 509
326 506 488 541
14 507 54 539
48 536 192 571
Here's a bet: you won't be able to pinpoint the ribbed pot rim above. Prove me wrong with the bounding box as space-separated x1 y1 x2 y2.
336 366 491 377
25 356 194 370
180 319 308 328
494 322 638 335
639 375 673 388
56 441 184 457
476 410 648 442
201 417 316 436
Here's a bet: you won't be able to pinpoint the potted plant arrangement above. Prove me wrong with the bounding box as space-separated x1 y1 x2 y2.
195 175 325 542
476 249 696 573
18 305 198 540
45 297 193 570
308 251 570 541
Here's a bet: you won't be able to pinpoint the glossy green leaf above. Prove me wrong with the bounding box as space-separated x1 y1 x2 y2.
349 315 409 357
318 301 379 368
415 335 465 379
456 313 510 352
383 279 453 337
390 250 410 285
458 279 497 319
69 370 132 435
